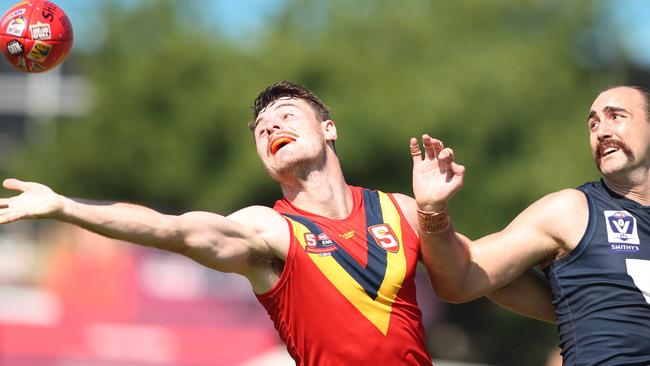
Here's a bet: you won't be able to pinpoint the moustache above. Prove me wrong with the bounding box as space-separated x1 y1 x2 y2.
596 139 633 159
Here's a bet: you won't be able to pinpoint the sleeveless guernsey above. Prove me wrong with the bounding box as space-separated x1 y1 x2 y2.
256 186 431 366
544 180 650 366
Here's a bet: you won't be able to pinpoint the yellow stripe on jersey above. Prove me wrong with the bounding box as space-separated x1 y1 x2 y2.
286 191 407 335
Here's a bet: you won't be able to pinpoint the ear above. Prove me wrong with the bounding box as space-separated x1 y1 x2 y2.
322 120 338 142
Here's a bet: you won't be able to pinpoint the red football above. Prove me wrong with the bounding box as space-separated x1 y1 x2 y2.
0 0 73 73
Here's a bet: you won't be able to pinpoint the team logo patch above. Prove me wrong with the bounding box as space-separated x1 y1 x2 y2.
604 210 640 251
304 232 337 255
368 224 400 253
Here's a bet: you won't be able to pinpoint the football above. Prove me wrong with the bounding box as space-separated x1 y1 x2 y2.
0 0 73 73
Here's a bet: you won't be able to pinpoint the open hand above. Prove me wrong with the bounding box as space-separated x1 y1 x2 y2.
410 135 465 212
0 179 63 224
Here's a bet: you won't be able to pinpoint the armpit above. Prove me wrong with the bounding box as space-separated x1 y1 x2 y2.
248 249 284 276
538 248 567 269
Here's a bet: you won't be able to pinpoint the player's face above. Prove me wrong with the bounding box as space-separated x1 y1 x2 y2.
587 87 650 177
253 97 336 180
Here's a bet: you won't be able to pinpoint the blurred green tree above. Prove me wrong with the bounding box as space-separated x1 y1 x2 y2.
8 0 623 364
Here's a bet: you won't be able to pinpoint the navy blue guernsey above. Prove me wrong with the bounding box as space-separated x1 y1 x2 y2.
544 180 650 366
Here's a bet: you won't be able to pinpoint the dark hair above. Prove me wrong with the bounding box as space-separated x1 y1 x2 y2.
602 85 650 121
249 81 331 130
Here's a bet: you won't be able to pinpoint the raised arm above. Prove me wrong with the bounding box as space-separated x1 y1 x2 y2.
394 189 556 322
409 136 585 313
0 178 288 292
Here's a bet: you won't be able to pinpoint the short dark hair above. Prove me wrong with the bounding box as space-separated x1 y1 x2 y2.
249 81 331 130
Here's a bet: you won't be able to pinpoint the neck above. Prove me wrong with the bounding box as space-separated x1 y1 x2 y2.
602 166 650 205
279 154 352 219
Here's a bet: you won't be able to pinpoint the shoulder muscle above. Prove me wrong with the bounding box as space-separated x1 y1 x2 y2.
506 188 588 258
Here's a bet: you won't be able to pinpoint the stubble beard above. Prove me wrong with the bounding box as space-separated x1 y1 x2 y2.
268 150 328 185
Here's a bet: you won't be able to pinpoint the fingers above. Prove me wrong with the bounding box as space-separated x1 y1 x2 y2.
3 178 26 192
422 134 443 160
410 137 422 163
412 135 462 174
451 162 466 176
412 135 445 161
437 147 453 165
0 210 24 225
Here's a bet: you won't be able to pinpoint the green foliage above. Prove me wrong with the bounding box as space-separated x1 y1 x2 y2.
7 0 624 364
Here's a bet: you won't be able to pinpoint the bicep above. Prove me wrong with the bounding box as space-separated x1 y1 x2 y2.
175 207 283 275
467 190 585 292
469 220 558 289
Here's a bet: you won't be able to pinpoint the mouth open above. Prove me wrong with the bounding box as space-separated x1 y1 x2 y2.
270 136 295 155
598 141 623 159
602 147 618 157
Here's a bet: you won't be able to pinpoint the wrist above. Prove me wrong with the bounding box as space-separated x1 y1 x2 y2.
416 202 447 213
417 207 450 233
51 194 71 220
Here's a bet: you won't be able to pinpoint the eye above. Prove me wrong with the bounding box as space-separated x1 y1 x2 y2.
612 113 625 120
283 112 294 120
588 120 599 131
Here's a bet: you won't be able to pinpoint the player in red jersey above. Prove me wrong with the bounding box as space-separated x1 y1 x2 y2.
0 81 554 365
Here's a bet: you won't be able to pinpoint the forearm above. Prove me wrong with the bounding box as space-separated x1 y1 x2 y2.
487 268 556 323
420 224 477 302
57 196 182 251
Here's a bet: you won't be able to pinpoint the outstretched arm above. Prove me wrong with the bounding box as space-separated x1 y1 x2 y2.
394 191 556 323
0 178 287 290
409 136 581 305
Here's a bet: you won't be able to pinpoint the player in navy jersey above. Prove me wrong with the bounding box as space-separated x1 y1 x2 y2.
413 85 650 365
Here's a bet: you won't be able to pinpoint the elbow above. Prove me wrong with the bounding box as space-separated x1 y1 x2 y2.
437 294 478 305
426 271 482 304
433 285 480 304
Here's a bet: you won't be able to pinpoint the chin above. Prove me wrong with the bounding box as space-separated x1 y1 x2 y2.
268 157 315 181
598 160 635 177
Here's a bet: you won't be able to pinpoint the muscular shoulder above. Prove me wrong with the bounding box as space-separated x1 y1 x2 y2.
227 205 290 258
531 189 587 225
518 189 588 253
391 193 417 216
227 205 284 228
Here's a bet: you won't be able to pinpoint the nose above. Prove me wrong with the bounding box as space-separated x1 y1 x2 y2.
265 121 283 135
596 120 613 142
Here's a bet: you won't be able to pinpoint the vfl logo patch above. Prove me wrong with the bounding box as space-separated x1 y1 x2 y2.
604 210 640 251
